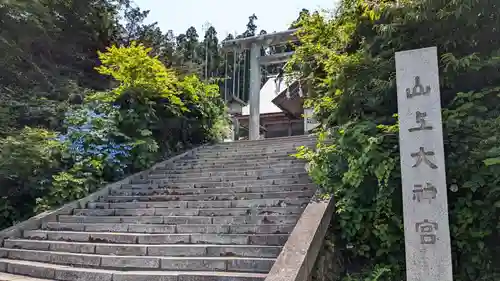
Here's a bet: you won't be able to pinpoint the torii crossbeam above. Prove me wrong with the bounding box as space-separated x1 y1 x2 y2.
222 29 299 140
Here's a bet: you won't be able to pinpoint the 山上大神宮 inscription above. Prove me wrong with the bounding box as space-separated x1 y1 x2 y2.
409 111 433 132
406 76 431 99
415 219 439 245
410 147 438 169
396 46 453 281
412 183 437 203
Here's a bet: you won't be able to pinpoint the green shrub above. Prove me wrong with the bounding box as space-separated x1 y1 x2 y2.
0 128 63 227
1 42 229 228
291 1 500 280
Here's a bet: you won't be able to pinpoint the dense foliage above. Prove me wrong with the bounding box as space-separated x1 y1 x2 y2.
0 42 229 228
0 0 240 228
291 0 500 280
0 0 310 229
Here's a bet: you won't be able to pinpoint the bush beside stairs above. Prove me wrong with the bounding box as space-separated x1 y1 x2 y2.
0 135 320 281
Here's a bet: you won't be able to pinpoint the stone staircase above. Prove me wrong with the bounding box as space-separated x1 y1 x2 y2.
0 135 320 281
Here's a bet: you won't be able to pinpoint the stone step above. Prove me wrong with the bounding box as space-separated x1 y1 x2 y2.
163 162 304 171
205 138 317 148
157 163 306 174
146 172 307 182
73 206 304 217
175 156 295 165
210 136 316 147
22 231 289 246
3 240 282 258
104 190 314 202
166 158 298 167
210 137 315 144
42 222 294 234
88 198 308 210
150 167 306 178
168 155 305 165
192 149 302 158
183 151 297 160
112 184 315 196
0 259 267 281
0 272 54 281
127 177 311 187
0 249 275 273
57 215 299 225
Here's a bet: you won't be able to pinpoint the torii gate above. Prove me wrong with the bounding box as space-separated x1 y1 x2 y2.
221 29 299 141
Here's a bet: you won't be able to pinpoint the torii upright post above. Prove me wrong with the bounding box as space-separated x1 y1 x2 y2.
222 29 299 140
249 43 261 140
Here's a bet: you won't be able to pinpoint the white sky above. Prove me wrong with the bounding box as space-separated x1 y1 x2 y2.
134 0 337 39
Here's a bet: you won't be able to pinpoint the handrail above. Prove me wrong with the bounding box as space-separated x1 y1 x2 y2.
265 193 334 281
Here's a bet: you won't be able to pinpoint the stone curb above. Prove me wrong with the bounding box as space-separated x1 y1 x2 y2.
264 193 334 281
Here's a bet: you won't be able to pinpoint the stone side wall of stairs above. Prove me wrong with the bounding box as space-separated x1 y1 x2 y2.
0 135 331 281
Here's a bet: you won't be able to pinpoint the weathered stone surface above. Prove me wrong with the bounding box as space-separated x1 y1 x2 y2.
205 246 281 258
105 190 313 203
4 260 56 279
212 215 299 225
85 223 130 232
7 249 51 263
112 272 177 281
100 201 188 209
248 234 289 246
159 257 225 271
152 167 306 179
136 234 190 244
5 239 96 254
229 224 294 234
177 272 266 281
57 215 121 223
230 198 308 208
88 233 138 244
160 163 304 175
0 272 54 281
54 267 113 281
114 208 155 216
52 242 95 254
127 224 176 234
226 258 275 273
197 208 251 217
73 209 115 216
163 216 212 225
50 252 101 267
98 244 145 255
153 208 199 216
44 222 85 232
187 201 232 209
112 184 314 197
177 224 230 234
120 216 165 224
190 234 250 245
3 240 50 251
22 230 48 240
100 256 160 269
48 231 91 242
146 245 206 257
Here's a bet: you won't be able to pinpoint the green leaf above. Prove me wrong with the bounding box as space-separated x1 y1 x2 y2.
483 157 500 166
139 129 152 137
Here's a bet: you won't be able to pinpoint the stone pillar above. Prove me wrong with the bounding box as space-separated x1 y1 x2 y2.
249 43 261 141
395 46 453 281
